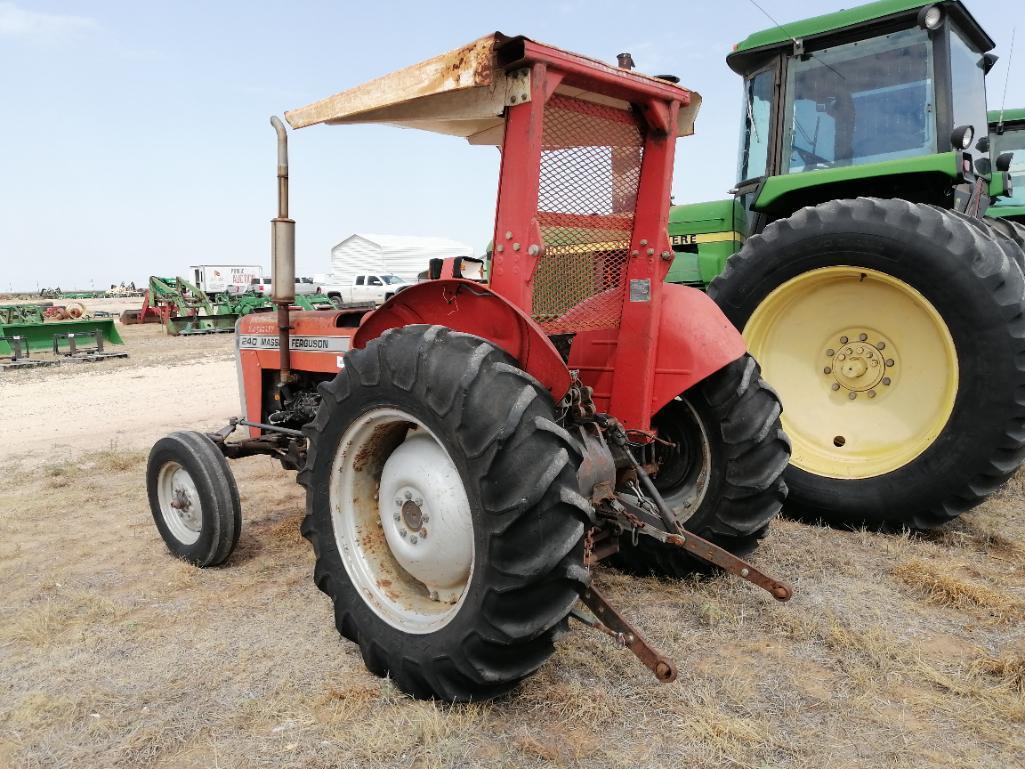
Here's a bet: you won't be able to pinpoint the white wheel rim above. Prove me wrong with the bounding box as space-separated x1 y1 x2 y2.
329 408 475 634
156 462 202 545
658 398 712 521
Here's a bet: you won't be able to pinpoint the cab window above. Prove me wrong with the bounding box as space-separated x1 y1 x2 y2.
949 26 989 164
782 28 936 174
737 67 774 182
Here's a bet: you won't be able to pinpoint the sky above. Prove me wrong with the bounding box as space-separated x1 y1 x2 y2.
1 0 1023 291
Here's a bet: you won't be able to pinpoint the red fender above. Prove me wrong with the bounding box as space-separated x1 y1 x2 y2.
567 283 746 425
352 279 572 400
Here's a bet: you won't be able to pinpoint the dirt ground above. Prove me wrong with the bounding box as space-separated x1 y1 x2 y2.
1 320 1024 769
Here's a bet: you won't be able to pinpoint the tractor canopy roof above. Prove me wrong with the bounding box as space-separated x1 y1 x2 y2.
727 0 993 74
990 108 1025 126
284 32 700 144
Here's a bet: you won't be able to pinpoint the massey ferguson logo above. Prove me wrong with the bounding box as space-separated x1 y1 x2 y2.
238 335 351 353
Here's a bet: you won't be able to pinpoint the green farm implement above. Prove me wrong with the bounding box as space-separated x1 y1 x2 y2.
667 0 1025 529
122 277 340 336
212 289 340 316
0 303 124 358
122 276 239 335
210 291 272 317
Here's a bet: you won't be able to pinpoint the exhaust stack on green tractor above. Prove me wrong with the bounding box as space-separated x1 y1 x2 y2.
668 0 1025 529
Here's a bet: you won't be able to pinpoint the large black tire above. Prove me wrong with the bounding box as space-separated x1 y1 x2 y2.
147 431 242 567
985 216 1025 247
610 355 789 578
984 216 1025 272
298 325 592 701
708 198 1025 529
938 209 1025 277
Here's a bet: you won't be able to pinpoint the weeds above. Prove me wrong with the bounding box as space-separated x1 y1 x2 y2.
891 558 1020 620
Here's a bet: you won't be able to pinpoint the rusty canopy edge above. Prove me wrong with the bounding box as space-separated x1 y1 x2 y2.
284 34 503 132
284 32 701 139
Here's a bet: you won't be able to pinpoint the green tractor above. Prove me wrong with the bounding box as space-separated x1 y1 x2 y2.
669 0 1025 529
988 108 1025 225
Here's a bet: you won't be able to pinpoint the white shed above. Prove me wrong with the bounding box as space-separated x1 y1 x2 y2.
327 234 474 282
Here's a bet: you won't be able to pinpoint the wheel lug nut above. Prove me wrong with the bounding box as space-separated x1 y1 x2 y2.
868 390 876 398
845 347 853 355
885 359 895 367
848 392 857 400
831 383 840 391
393 512 400 522
856 346 864 354
404 491 412 500
882 377 892 386
409 535 418 545
395 499 402 507
858 333 868 342
823 367 832 374
876 342 885 350
838 354 846 361
840 336 849 344
826 348 835 357
414 498 423 507
420 528 428 539
399 529 407 539
421 514 429 524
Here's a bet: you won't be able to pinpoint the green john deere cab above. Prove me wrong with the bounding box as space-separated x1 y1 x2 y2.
988 108 1025 225
669 0 1025 530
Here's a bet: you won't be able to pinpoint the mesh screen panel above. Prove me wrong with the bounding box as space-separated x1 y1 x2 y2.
532 95 644 333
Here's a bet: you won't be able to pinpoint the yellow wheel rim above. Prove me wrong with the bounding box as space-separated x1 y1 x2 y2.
744 266 958 479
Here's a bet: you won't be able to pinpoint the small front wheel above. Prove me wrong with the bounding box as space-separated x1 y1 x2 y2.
147 431 242 567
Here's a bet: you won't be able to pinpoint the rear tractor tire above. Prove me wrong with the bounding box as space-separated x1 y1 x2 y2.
299 325 592 701
709 198 1025 529
147 431 242 567
983 216 1025 272
611 354 790 578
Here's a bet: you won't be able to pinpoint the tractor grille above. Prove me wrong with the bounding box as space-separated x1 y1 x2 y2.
532 95 644 333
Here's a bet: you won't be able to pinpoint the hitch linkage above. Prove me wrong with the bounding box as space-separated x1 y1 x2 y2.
572 412 792 683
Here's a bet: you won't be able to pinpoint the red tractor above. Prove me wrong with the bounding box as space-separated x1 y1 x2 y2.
147 33 792 700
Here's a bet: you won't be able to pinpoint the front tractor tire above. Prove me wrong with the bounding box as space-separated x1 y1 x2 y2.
709 198 1025 529
612 354 790 578
299 325 591 701
147 431 242 567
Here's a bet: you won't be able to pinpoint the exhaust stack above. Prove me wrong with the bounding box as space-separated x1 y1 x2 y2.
270 116 295 382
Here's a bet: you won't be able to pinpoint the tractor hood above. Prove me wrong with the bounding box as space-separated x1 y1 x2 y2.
285 32 701 145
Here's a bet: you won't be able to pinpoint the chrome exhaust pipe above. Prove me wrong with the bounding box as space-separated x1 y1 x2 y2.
270 116 295 382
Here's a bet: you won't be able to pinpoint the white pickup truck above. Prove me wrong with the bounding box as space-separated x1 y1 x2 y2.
249 276 318 297
315 273 413 306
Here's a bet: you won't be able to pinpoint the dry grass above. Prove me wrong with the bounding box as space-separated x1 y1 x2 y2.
891 557 1022 619
92 442 147 473
4 449 1025 768
972 651 1025 695
4 342 1025 768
